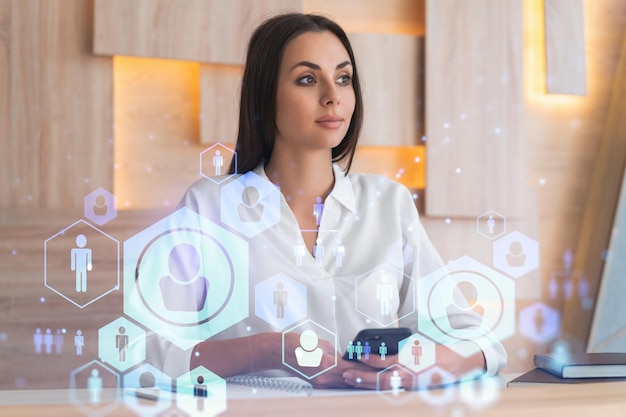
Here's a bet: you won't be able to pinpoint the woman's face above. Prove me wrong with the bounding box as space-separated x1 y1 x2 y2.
274 30 356 155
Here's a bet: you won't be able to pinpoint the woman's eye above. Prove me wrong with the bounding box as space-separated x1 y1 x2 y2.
337 75 352 85
297 75 315 85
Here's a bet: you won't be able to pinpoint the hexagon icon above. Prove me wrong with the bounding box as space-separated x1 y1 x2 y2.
417 366 456 406
476 210 506 240
220 170 281 238
123 364 173 415
356 263 415 327
44 220 120 308
255 273 307 330
493 231 540 278
459 371 501 410
98 317 146 372
283 320 337 380
200 142 237 184
398 333 436 373
176 366 226 417
417 256 515 357
69 359 120 414
84 187 117 226
376 363 416 405
124 206 249 350
519 302 561 345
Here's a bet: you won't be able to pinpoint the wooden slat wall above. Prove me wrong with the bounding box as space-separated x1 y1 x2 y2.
93 0 304 64
544 0 587 95
0 0 113 210
425 0 524 218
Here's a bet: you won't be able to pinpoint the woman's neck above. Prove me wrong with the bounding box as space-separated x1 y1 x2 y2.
264 150 335 205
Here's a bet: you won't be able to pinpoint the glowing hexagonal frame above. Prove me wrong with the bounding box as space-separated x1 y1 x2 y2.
519 302 561 345
417 366 456 406
397 333 436 373
476 210 506 240
282 319 337 380
44 219 120 309
200 143 237 183
98 316 146 372
417 255 515 357
123 364 173 414
255 273 307 330
84 187 118 226
493 230 540 278
69 359 120 416
124 207 248 350
376 363 416 405
176 366 227 417
220 171 281 238
355 263 415 327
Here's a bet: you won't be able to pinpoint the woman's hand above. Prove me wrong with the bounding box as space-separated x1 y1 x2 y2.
281 332 379 389
342 343 487 390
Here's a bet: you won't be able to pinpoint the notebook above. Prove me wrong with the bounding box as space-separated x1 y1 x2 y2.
507 368 626 387
534 352 626 378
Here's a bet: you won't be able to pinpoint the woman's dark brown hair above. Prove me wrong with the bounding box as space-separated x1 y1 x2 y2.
229 13 363 174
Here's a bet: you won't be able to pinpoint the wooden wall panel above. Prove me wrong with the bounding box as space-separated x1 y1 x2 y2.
425 0 524 217
544 0 587 95
349 33 422 146
0 0 113 210
114 56 203 209
0 1 10 206
94 0 304 64
304 0 425 34
200 65 242 145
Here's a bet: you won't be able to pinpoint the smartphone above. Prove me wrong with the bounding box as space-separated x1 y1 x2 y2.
342 327 412 361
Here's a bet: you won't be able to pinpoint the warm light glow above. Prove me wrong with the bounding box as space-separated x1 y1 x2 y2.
352 146 425 189
114 56 202 209
524 0 586 107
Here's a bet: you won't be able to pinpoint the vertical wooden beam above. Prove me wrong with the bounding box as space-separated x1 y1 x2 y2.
562 30 626 346
0 0 11 206
544 0 587 95
425 0 524 217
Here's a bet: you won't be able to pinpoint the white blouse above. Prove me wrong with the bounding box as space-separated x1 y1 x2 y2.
151 163 507 379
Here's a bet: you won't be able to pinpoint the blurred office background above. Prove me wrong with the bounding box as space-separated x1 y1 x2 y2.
0 0 625 389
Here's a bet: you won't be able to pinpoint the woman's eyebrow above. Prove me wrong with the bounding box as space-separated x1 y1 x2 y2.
289 60 352 72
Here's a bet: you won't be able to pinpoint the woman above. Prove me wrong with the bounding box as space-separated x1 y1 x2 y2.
165 12 506 390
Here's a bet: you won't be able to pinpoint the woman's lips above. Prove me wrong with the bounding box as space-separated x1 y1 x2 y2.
316 117 344 129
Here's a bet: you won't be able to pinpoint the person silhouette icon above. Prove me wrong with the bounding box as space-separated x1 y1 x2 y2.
93 194 108 216
71 234 92 293
294 330 323 367
506 241 526 266
238 186 264 222
159 243 209 312
446 281 485 329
